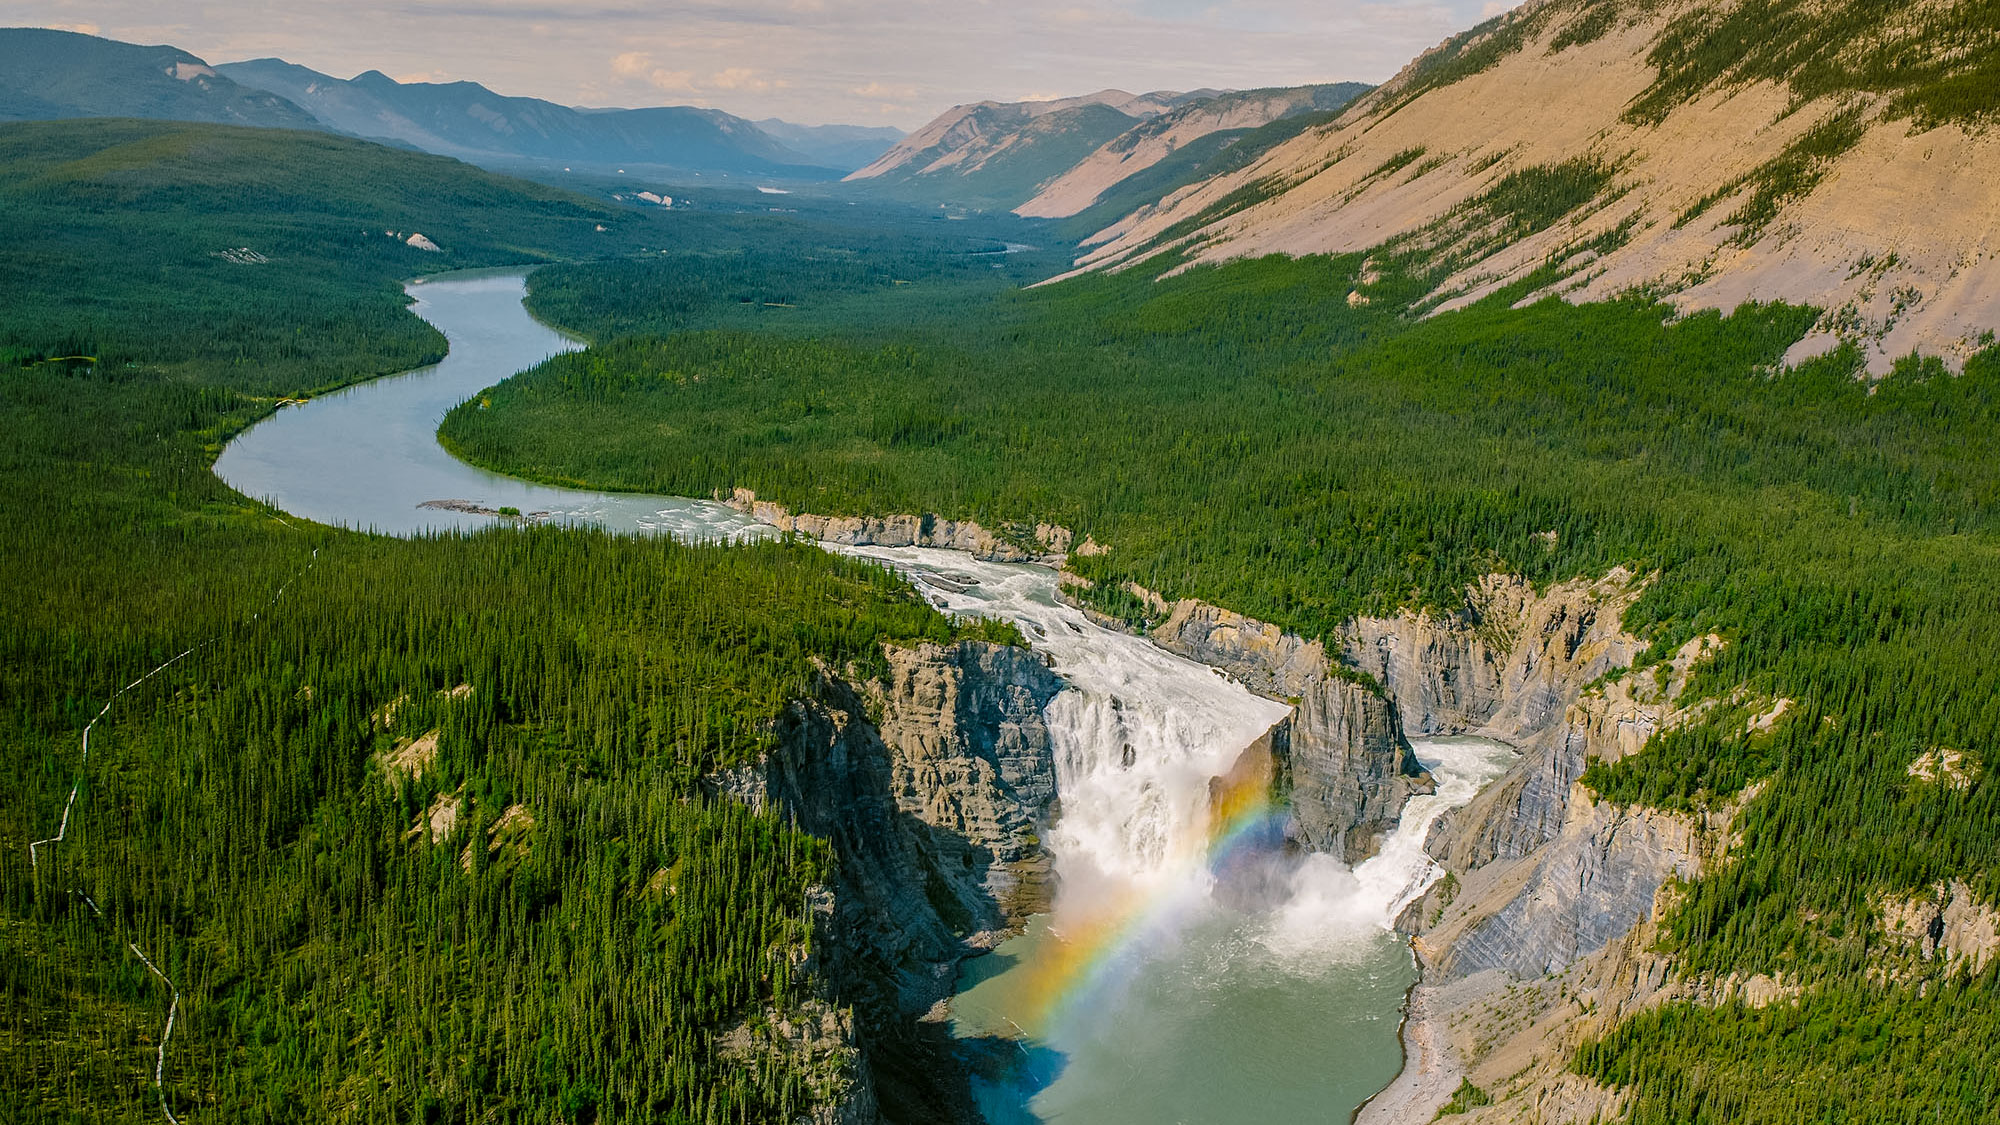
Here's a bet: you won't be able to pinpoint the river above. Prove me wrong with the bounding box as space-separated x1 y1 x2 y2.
213 269 1516 1124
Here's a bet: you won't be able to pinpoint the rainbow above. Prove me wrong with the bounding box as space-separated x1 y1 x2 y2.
1015 743 1287 1036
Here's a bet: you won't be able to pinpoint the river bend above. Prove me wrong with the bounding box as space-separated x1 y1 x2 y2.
214 269 1515 1124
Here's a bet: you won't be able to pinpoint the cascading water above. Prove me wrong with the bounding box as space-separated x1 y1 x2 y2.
215 271 1525 1125
844 547 1519 1123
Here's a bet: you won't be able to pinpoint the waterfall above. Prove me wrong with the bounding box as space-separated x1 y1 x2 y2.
838 546 1517 960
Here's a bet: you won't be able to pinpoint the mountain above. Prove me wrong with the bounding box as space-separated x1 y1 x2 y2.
843 89 1217 208
752 118 904 172
1015 83 1372 227
217 59 833 176
1069 0 2000 372
0 28 320 129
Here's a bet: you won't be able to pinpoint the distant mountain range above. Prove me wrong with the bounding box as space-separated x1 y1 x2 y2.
0 28 904 178
0 27 322 130
751 118 907 173
845 84 1372 220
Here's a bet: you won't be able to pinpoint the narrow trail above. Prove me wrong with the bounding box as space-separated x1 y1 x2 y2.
28 544 324 1124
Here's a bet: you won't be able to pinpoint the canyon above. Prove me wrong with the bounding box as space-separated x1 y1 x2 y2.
712 491 1740 1123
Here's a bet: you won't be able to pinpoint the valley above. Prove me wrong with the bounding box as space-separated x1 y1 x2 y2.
5 0 2000 1122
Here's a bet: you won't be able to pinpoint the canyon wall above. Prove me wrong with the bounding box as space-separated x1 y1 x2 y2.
1353 575 1727 1125
724 488 1079 565
1147 599 1429 861
1137 568 1721 1124
711 639 1065 1124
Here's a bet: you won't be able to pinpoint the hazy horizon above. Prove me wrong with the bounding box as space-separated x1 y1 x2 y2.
16 0 1519 129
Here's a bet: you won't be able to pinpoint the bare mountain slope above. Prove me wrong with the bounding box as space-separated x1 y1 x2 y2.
844 89 1214 208
1016 83 1370 219
1072 0 2000 372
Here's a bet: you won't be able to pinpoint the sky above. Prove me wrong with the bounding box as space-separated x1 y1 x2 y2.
20 0 1519 128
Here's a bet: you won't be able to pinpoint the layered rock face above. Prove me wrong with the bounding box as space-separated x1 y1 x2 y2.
725 488 1075 565
1352 577 1732 1125
1339 569 1649 867
1123 568 1725 1124
1148 599 1429 862
722 640 1064 1124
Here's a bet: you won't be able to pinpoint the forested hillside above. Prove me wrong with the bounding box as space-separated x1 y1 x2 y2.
0 119 1014 1123
449 245 2000 1120
0 118 627 389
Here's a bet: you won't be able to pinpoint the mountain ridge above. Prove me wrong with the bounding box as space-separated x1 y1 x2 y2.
1065 0 2000 372
0 27 321 130
844 83 1370 215
0 29 898 179
217 56 836 176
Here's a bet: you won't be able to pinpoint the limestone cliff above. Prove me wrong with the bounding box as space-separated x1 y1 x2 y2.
1146 598 1430 862
724 488 1077 565
712 639 1064 1124
1339 568 1650 866
1355 578 1734 1125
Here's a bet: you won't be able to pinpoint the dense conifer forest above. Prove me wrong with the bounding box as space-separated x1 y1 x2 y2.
0 118 1025 1123
9 93 2000 1121
447 247 2000 1121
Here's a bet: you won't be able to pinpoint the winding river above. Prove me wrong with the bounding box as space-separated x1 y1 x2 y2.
214 269 1515 1124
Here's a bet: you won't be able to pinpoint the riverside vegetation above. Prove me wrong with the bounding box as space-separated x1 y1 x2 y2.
0 118 1024 1123
444 244 2000 1120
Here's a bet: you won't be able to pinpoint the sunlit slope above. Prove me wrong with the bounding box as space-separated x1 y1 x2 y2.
1075 0 2000 371
1015 83 1370 220
844 95 1155 209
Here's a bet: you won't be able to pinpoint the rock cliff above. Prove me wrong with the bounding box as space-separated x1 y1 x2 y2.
1354 577 1735 1125
1115 567 1725 1124
724 488 1076 565
1146 597 1430 862
712 639 1065 1124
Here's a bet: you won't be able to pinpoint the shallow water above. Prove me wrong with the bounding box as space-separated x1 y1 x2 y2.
214 269 1518 1124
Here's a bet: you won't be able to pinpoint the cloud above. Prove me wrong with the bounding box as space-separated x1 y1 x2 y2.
609 50 653 77
850 80 918 100
648 70 697 93
49 21 101 35
707 67 770 91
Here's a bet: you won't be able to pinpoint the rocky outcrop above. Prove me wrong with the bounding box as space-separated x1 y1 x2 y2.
724 488 1075 565
1358 578 1737 1125
1340 569 1650 867
715 639 1064 1124
1146 597 1430 862
1282 677 1427 861
1417 795 1699 981
1876 880 2000 975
